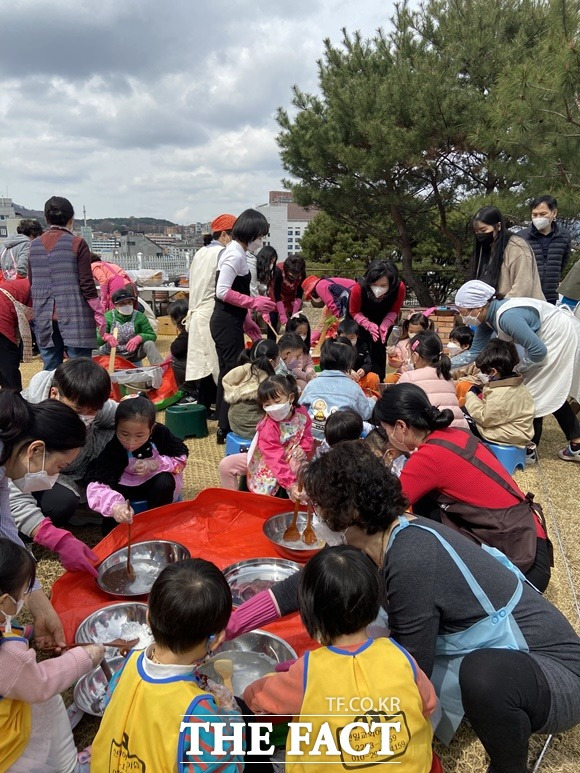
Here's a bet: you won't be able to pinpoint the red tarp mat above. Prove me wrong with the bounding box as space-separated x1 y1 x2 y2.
51 489 315 657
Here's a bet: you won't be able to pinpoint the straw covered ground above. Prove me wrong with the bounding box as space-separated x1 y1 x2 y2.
20 335 580 772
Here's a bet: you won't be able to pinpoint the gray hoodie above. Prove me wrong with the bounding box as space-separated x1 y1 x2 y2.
1 234 30 278
10 370 117 536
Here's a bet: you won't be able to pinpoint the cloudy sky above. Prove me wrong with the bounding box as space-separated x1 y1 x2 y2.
0 1 391 224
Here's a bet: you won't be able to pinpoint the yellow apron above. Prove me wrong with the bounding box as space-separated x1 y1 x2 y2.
91 651 214 773
0 628 32 772
286 638 433 772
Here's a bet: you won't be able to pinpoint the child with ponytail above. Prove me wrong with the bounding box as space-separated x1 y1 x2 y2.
398 330 468 429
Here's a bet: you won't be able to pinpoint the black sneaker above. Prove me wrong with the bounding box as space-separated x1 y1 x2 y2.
216 428 227 445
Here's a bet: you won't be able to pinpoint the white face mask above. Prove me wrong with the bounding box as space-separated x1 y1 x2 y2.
264 401 291 422
479 373 491 383
446 342 461 354
117 305 134 316
79 414 96 427
12 449 60 494
299 334 307 341
371 285 388 298
532 216 551 231
247 238 263 253
1 595 25 632
462 314 481 327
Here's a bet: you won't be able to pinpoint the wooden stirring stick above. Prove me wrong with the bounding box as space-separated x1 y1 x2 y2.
108 326 118 375
126 502 135 580
302 504 318 545
283 499 301 542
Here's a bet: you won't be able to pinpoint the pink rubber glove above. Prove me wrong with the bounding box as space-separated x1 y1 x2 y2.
125 335 143 353
103 333 118 348
243 313 262 342
292 298 302 314
274 658 297 672
379 320 391 344
353 312 379 342
276 301 288 326
33 519 99 577
223 290 275 315
87 297 107 338
225 590 280 640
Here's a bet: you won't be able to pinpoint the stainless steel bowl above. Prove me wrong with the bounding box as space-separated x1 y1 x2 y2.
199 630 297 695
262 511 334 562
75 602 151 656
223 558 301 607
74 656 125 717
97 540 190 597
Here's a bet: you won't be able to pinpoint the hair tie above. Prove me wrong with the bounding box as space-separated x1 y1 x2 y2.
423 307 436 317
411 340 420 352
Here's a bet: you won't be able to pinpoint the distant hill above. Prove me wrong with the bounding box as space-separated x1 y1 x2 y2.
12 205 176 234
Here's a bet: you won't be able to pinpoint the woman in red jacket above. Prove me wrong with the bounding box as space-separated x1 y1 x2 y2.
373 382 551 592
0 276 32 390
348 259 405 381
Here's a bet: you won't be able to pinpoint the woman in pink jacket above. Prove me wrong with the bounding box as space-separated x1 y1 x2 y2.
398 330 468 429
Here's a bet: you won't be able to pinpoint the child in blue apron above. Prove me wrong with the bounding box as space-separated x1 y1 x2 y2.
86 396 188 534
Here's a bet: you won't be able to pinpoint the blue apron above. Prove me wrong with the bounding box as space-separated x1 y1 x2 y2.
387 515 530 744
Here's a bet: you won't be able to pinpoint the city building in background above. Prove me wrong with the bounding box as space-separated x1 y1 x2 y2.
256 191 318 260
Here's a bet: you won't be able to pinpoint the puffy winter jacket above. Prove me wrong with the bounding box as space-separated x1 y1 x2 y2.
464 375 535 447
520 223 572 304
398 366 469 429
1 234 30 278
222 362 268 439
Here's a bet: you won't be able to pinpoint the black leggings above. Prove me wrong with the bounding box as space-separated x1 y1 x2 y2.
34 483 80 528
533 400 580 445
460 649 551 773
102 473 176 536
210 310 245 433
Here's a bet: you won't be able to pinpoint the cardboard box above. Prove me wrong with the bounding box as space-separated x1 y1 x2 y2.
156 316 176 336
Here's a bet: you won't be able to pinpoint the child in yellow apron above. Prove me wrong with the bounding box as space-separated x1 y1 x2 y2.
0 538 102 773
243 546 441 772
91 557 246 773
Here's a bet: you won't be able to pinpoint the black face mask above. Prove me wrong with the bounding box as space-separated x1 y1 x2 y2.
475 232 495 246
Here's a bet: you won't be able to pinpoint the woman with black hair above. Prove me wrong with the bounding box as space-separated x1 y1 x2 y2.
210 209 275 442
227 442 580 773
28 196 107 370
255 245 278 295
373 382 551 591
0 389 89 652
348 259 406 380
470 205 544 300
266 254 306 337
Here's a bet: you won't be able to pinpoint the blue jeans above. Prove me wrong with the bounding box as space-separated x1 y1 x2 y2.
39 322 93 370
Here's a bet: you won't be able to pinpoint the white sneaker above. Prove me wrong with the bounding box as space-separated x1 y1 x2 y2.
525 445 538 465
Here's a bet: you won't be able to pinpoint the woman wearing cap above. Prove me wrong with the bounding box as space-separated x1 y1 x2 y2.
28 196 108 370
470 205 544 300
210 209 276 443
348 260 406 381
452 279 580 462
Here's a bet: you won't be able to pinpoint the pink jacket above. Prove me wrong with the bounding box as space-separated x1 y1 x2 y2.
398 366 469 429
0 631 93 703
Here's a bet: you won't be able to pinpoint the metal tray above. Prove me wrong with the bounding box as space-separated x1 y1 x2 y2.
75 602 151 656
263 511 339 562
97 540 190 597
223 558 301 607
199 629 297 695
74 656 125 717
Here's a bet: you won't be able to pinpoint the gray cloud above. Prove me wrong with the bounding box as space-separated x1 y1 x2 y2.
0 0 389 221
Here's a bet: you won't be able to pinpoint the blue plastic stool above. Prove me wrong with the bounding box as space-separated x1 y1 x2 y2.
484 442 526 475
225 432 252 456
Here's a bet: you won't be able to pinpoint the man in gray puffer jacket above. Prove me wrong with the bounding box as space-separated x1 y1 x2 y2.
0 219 43 278
11 357 116 576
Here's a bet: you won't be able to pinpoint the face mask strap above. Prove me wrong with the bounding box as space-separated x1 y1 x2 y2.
28 445 46 475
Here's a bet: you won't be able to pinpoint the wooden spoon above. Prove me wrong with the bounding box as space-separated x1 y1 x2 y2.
302 504 318 546
41 638 140 654
108 326 118 374
283 499 301 542
214 658 234 693
126 508 135 580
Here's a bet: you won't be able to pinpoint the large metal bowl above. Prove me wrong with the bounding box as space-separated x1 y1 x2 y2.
75 602 151 656
263 511 339 562
74 656 125 717
223 558 301 607
199 630 297 695
97 540 190 597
